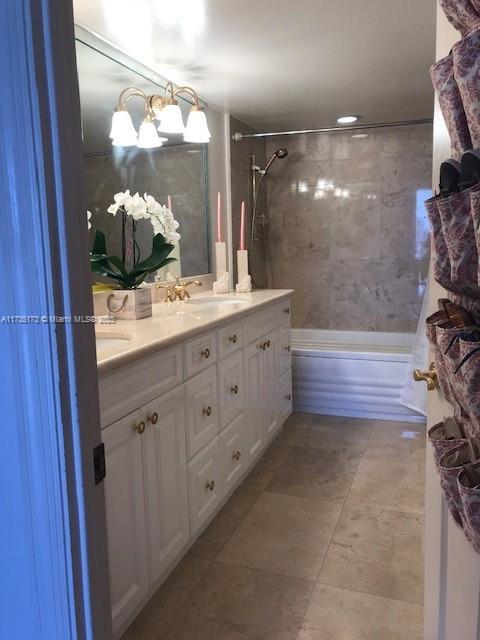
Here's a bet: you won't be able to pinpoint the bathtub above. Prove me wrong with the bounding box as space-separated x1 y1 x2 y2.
291 329 426 423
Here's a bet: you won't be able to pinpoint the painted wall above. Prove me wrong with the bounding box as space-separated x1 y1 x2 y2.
265 124 433 331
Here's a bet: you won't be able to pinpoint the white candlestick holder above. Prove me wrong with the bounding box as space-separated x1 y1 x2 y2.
213 241 230 294
236 249 252 293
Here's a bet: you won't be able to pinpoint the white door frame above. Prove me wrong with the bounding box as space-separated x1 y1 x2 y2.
0 1 111 638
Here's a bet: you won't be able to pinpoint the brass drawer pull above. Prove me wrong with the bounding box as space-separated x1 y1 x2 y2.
205 480 215 491
228 334 237 344
284 307 290 315
266 339 271 349
203 406 212 417
230 384 239 394
285 394 292 401
133 420 146 435
201 347 210 359
284 345 291 352
147 412 158 425
258 342 266 351
232 450 241 461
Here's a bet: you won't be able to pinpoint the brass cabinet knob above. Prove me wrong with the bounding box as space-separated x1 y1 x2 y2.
147 412 158 425
230 384 239 394
229 334 237 344
413 362 438 391
205 480 215 491
232 450 241 461
285 345 291 352
284 307 290 315
285 393 292 401
201 347 210 359
203 406 212 417
266 339 271 349
134 420 146 435
258 342 266 351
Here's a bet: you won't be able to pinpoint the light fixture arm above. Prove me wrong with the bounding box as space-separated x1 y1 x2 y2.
117 87 148 111
172 86 201 108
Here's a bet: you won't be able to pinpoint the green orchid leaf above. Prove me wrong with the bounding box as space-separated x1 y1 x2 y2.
91 229 107 256
130 235 175 276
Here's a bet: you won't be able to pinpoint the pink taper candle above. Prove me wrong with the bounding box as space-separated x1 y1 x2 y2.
239 201 245 250
167 194 172 211
217 192 222 242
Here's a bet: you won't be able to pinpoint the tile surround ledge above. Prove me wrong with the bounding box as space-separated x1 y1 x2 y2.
96 289 293 374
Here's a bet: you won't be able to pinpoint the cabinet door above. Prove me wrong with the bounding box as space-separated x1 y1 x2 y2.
264 329 280 440
243 339 265 459
187 436 222 536
218 350 244 430
278 368 293 425
276 324 292 377
102 410 149 634
142 386 189 587
185 365 219 458
220 412 246 491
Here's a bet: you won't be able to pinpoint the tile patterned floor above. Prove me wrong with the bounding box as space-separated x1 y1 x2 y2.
123 413 425 640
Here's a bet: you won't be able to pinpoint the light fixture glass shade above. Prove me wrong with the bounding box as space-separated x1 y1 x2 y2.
183 109 211 143
109 110 138 143
157 104 185 134
137 120 164 148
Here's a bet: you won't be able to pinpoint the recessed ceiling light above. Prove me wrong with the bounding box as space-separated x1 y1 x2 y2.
337 115 358 124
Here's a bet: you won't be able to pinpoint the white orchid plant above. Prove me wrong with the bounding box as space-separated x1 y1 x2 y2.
90 190 181 290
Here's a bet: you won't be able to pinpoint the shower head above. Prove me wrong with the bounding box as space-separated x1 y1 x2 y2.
263 148 289 173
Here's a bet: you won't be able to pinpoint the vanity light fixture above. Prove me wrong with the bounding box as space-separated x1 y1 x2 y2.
337 115 359 124
110 82 211 148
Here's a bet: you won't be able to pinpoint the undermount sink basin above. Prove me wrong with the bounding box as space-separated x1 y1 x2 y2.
95 331 132 351
186 296 249 307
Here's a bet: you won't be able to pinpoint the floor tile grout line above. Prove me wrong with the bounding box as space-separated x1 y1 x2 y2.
207 557 317 586
311 579 425 608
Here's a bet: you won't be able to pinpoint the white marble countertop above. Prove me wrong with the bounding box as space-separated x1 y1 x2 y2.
96 289 293 374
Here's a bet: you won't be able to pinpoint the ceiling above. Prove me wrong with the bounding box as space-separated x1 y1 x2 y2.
73 0 437 133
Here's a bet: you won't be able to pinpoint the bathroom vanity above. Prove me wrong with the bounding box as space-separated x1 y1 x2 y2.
96 290 293 636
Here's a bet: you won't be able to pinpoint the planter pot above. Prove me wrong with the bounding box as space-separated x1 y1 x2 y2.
106 287 152 320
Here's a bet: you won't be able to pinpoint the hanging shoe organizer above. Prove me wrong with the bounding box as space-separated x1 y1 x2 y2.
427 2 480 551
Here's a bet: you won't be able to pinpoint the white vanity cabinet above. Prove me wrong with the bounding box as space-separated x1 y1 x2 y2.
102 410 150 633
98 293 292 638
142 387 189 586
102 387 189 634
185 364 218 458
187 435 222 535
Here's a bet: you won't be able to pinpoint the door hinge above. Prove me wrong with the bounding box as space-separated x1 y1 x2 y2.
93 443 106 485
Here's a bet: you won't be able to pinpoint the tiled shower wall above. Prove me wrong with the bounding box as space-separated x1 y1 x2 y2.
230 117 267 283
266 124 433 332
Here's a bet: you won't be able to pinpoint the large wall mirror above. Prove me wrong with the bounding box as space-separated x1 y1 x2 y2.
76 27 211 279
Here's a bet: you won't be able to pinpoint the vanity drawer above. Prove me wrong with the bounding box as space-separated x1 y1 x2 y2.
220 412 246 491
217 321 243 359
217 351 244 430
276 299 292 322
184 331 217 378
188 436 222 536
99 345 183 427
279 369 293 423
185 365 219 459
276 324 292 376
243 306 277 345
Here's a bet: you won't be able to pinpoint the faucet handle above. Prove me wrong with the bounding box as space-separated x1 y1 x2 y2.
179 278 202 288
